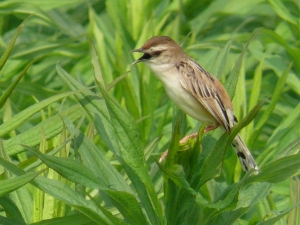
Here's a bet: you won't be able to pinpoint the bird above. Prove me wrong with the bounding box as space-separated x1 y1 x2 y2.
131 36 258 172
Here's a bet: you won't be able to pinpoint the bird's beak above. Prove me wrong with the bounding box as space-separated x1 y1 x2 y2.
131 48 143 53
131 48 145 66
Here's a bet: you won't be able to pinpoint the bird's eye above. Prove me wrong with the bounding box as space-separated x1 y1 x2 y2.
153 50 162 56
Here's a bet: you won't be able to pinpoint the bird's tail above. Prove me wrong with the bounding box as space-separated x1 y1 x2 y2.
232 134 259 172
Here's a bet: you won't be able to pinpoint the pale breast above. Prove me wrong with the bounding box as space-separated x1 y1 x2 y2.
151 65 218 125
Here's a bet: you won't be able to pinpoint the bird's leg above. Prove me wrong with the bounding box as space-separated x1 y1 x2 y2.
159 133 198 162
179 132 198 144
159 150 169 163
159 125 219 163
179 125 219 144
204 125 219 132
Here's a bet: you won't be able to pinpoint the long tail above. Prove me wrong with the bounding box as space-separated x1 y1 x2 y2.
232 134 259 172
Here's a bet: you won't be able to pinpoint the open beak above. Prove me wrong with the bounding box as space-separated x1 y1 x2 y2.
131 48 147 66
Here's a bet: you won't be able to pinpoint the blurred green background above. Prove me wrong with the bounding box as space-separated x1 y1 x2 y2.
0 0 299 224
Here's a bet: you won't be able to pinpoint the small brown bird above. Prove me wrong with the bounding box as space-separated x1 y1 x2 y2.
132 36 258 172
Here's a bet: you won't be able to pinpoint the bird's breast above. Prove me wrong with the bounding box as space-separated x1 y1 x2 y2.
149 65 217 125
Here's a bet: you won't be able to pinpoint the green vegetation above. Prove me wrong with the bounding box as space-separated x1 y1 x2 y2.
0 0 299 224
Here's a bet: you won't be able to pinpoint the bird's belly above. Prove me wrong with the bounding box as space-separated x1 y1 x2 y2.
162 78 217 125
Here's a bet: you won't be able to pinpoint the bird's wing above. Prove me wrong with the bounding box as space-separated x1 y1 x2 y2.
178 59 236 132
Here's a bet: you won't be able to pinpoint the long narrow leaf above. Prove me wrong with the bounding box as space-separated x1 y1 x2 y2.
105 190 150 225
211 40 232 79
97 80 163 225
257 202 300 225
0 15 30 71
0 60 36 109
0 158 122 225
34 177 121 225
3 105 84 155
250 63 292 146
0 171 43 197
225 29 261 99
66 122 133 193
56 63 120 156
26 214 94 225
0 90 86 139
23 145 108 190
247 153 300 184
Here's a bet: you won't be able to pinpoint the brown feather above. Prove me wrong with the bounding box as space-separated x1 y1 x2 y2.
178 59 234 132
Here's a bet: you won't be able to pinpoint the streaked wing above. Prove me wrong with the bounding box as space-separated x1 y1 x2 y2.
178 59 235 132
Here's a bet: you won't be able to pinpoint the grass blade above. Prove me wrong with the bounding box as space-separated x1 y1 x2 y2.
247 153 300 184
0 170 43 197
3 105 84 155
0 60 36 109
225 29 261 99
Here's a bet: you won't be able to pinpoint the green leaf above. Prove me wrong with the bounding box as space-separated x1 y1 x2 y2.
225 29 261 99
89 38 106 88
288 177 300 224
251 63 292 146
247 154 300 184
0 196 25 224
23 145 109 190
0 90 85 139
0 16 24 71
0 158 122 225
0 0 298 223
262 29 300 71
0 157 26 179
23 214 94 225
0 170 43 197
0 2 53 25
11 41 69 60
0 141 33 223
277 137 300 159
190 0 230 36
0 216 26 225
198 173 253 224
3 105 85 155
211 40 232 79
144 136 162 160
237 182 273 208
257 202 300 225
73 131 133 193
97 77 163 225
158 163 198 196
268 0 298 25
247 55 264 125
266 103 300 148
204 173 250 210
34 177 122 225
56 63 119 156
58 119 149 224
0 60 36 109
105 190 149 225
165 112 182 169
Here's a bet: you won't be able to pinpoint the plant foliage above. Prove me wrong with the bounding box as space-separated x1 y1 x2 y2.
0 0 299 224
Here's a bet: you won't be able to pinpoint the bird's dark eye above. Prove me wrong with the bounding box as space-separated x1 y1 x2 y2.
153 50 162 56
